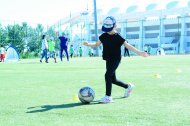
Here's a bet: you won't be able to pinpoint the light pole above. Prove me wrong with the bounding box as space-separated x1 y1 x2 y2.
93 0 99 56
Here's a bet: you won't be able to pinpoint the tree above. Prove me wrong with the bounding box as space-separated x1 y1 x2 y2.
5 24 25 53
27 28 41 52
0 22 47 55
0 24 7 46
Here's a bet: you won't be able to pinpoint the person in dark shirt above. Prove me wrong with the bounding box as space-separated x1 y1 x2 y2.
83 16 148 103
124 47 130 57
59 32 69 61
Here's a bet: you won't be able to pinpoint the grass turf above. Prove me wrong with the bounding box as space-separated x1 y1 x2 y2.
0 55 190 126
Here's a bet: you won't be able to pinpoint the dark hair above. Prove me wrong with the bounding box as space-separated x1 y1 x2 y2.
42 35 46 39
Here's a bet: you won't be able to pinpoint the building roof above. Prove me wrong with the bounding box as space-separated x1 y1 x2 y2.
107 7 120 15
146 3 157 11
166 1 179 9
126 5 138 13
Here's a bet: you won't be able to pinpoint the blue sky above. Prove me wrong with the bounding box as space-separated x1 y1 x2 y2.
0 0 189 26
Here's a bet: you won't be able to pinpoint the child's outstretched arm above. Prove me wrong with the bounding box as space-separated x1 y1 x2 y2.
83 40 101 47
124 41 148 57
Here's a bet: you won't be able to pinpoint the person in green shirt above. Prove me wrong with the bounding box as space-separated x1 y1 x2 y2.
70 45 74 58
79 47 82 57
147 45 152 55
88 48 92 57
144 44 148 53
48 37 57 63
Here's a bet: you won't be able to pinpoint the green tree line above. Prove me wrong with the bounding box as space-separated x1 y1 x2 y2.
0 22 58 58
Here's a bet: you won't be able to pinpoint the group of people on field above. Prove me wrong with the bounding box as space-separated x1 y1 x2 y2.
40 32 85 63
69 45 83 58
40 35 57 63
39 28 158 63
40 32 69 63
1 16 151 104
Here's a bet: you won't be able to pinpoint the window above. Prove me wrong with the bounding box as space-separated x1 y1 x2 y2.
165 24 181 29
144 25 160 31
126 34 139 39
187 31 190 36
165 32 180 37
91 36 96 41
187 42 190 47
126 27 139 32
91 29 102 34
145 33 159 38
148 43 158 48
91 30 95 34
186 23 190 28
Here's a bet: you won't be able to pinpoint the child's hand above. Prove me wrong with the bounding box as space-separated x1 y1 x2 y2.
138 51 149 57
83 42 89 46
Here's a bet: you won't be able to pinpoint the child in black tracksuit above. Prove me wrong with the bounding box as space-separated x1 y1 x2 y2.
84 16 148 103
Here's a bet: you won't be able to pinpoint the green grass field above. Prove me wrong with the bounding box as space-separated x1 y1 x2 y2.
0 55 190 126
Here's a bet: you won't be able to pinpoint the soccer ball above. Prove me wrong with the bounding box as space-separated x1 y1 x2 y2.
78 86 95 104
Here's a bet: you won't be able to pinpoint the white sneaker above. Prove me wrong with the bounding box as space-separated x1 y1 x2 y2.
124 83 134 98
99 96 113 103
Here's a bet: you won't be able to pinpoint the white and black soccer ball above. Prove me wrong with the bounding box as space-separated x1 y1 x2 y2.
78 86 95 104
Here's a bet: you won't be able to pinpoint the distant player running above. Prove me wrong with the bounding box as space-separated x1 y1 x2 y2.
84 16 148 103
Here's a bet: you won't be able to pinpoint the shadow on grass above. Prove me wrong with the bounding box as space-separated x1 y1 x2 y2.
26 101 100 113
113 96 126 100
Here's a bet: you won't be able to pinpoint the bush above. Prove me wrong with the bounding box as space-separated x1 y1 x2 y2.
20 51 40 59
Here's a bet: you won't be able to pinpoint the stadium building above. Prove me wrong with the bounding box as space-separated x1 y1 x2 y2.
51 0 190 55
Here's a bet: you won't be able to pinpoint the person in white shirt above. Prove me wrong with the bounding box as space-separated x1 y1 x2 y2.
40 35 48 63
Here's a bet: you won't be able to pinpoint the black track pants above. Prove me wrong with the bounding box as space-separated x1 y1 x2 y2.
105 60 128 96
